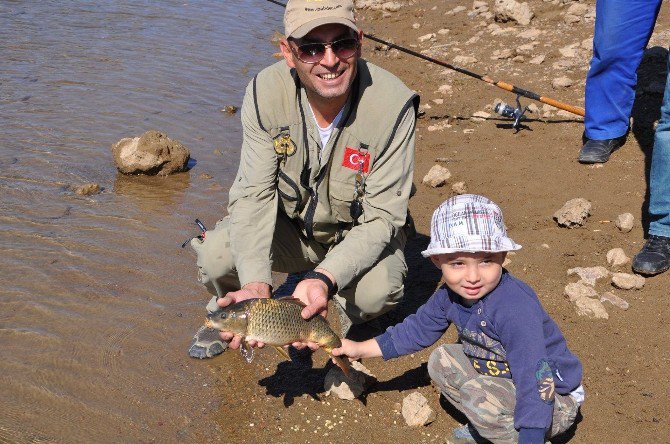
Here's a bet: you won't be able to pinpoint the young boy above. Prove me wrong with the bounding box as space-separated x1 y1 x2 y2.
333 194 584 444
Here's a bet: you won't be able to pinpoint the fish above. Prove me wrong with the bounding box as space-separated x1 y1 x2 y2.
205 297 350 376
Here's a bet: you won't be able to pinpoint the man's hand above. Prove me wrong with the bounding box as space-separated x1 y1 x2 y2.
292 268 336 320
218 282 271 349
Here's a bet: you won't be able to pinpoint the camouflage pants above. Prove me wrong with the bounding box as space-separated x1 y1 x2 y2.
191 214 407 326
428 344 579 444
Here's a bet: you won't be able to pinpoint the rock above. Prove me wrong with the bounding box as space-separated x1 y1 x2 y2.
381 2 401 12
418 33 436 43
552 76 574 89
563 14 581 24
221 105 238 115
453 55 478 65
606 248 630 268
600 292 630 310
491 49 515 60
553 198 591 228
566 266 609 286
564 282 598 302
494 0 534 25
615 213 634 232
402 392 436 427
516 43 536 56
471 111 491 121
559 44 579 58
438 84 453 95
566 3 589 15
611 273 645 290
324 361 376 400
112 130 190 176
422 165 452 187
529 55 545 64
74 183 101 196
574 297 609 319
517 28 542 39
452 181 468 195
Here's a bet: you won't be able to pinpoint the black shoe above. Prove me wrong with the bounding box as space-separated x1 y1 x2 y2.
578 135 626 164
632 235 670 275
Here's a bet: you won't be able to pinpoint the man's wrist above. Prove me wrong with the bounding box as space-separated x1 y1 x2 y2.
303 271 338 298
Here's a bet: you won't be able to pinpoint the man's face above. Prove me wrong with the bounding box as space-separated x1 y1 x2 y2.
281 24 362 102
431 252 506 305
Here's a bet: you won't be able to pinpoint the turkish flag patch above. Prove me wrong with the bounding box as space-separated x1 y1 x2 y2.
342 147 370 173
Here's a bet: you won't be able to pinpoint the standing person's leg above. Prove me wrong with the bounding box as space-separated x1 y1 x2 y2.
580 0 661 163
633 52 670 275
188 213 320 358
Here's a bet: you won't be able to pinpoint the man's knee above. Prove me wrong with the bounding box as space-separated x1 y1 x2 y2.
190 217 238 297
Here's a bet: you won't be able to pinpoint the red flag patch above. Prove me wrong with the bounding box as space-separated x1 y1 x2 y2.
342 147 370 173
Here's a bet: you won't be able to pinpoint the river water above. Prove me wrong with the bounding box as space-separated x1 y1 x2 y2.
0 1 283 442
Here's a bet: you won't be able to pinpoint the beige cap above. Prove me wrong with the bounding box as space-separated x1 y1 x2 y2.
284 0 358 39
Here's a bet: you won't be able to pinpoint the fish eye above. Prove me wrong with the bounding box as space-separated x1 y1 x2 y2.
219 312 227 319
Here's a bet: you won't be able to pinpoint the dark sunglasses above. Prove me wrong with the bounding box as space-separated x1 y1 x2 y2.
290 37 360 64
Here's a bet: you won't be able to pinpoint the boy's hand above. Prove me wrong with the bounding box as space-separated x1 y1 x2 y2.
332 338 383 362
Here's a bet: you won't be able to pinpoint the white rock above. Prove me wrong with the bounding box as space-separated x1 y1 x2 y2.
453 55 478 64
381 1 401 12
552 76 574 89
402 392 436 427
606 248 630 268
517 28 542 39
611 273 645 290
516 43 536 55
452 181 468 195
418 33 436 43
566 3 589 15
438 28 450 35
566 266 609 286
438 84 453 95
471 111 491 121
615 213 634 233
600 292 630 310
574 297 609 319
529 55 545 64
553 198 592 228
564 282 598 302
323 361 376 400
491 48 515 59
422 165 452 188
494 0 534 25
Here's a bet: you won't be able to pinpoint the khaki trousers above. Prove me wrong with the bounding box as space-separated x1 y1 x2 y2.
191 213 408 325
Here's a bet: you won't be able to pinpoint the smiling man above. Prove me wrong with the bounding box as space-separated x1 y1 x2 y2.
188 0 419 359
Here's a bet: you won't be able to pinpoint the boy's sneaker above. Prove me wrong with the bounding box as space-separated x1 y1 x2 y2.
188 326 227 359
632 235 670 275
451 423 484 443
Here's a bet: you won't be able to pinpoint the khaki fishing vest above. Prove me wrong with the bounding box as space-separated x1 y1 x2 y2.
248 60 419 245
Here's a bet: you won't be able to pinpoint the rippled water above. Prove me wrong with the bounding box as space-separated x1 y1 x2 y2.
0 1 284 441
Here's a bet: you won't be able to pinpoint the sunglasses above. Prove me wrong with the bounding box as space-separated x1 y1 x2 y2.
290 37 360 64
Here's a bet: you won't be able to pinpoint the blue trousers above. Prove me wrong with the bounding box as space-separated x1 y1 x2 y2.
584 0 662 140
649 54 670 237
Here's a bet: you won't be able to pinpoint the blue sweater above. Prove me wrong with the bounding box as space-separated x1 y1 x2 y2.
375 271 582 442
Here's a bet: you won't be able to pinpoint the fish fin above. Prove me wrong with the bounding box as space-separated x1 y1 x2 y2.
273 346 291 360
323 348 350 377
240 341 254 363
274 297 307 307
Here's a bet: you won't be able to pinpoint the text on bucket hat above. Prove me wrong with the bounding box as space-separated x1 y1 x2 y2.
284 0 358 39
421 194 522 257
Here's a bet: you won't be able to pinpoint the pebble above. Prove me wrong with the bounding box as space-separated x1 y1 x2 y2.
600 292 630 310
611 273 645 290
402 392 436 427
615 213 635 233
574 297 609 319
552 76 574 89
452 181 467 195
553 198 592 228
566 266 609 286
74 183 101 196
564 282 598 302
422 165 452 187
606 248 630 268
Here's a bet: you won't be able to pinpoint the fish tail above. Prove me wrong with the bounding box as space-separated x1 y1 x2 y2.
323 347 350 377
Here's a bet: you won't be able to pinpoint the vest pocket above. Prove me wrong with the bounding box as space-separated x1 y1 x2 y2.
277 170 302 216
329 179 356 223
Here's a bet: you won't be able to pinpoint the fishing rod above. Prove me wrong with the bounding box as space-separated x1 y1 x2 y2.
265 0 585 128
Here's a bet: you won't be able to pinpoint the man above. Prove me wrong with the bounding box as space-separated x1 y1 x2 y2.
188 0 419 358
632 51 670 277
579 0 662 164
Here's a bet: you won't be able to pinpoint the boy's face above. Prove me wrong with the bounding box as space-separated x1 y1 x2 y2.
431 252 507 304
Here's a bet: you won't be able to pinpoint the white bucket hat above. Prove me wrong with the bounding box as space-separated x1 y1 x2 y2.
421 194 522 257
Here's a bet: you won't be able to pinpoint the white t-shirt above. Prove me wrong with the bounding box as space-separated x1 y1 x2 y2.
310 104 344 162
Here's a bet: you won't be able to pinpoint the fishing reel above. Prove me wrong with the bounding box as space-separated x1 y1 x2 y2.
494 94 530 131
